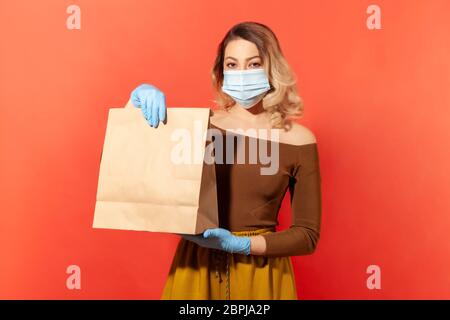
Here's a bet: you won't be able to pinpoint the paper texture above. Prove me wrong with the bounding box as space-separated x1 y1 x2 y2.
93 101 219 234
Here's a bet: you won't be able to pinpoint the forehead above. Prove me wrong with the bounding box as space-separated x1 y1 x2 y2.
224 38 260 59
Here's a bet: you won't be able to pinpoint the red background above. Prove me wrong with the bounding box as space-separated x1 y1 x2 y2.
1 0 449 299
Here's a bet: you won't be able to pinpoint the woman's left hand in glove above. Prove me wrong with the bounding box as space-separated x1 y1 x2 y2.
179 228 251 255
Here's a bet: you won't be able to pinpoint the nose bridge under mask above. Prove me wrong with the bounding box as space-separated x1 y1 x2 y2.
223 70 270 87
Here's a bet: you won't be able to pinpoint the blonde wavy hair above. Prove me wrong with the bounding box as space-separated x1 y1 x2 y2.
211 21 304 130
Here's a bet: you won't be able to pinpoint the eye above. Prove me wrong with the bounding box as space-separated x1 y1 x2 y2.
249 62 262 68
226 63 236 68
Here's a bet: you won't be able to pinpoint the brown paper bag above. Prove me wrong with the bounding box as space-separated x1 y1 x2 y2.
93 100 218 234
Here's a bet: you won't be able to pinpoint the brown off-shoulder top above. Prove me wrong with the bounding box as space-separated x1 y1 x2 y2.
208 122 322 257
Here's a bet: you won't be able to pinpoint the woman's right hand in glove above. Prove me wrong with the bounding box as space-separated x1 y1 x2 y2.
130 84 167 128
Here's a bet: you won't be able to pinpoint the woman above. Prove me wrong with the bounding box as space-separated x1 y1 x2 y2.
130 21 322 300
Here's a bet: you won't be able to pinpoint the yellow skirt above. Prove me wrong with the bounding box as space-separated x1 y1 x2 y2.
161 227 298 300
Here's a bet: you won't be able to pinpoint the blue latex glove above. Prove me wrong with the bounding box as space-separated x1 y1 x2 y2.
180 228 251 255
130 84 166 128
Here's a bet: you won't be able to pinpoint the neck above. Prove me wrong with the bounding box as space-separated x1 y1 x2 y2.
228 101 271 124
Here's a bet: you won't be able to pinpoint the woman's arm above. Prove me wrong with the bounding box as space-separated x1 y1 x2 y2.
260 143 322 257
250 235 267 255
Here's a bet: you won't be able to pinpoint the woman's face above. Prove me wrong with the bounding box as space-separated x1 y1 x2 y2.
223 38 263 71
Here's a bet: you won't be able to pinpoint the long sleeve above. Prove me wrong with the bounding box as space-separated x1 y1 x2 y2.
261 143 322 257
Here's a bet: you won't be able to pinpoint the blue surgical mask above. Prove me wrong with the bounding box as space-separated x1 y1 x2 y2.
221 68 271 109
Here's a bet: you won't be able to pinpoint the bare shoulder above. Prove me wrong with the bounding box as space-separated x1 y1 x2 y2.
279 122 317 146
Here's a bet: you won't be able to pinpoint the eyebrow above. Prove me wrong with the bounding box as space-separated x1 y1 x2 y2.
224 55 261 61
